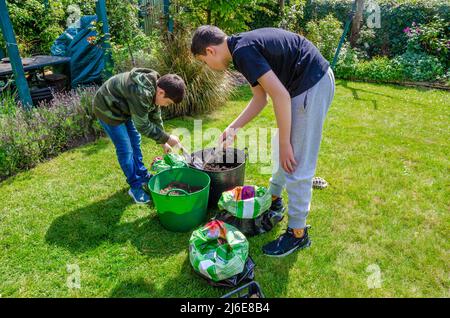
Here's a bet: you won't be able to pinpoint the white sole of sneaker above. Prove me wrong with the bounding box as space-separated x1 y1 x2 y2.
128 189 150 205
263 240 312 258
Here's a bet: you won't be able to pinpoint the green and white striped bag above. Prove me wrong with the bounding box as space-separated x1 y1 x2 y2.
218 186 272 219
189 220 249 282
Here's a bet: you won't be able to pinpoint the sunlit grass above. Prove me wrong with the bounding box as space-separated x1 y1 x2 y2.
0 81 448 297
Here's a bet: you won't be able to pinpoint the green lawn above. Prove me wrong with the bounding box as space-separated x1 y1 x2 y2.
0 81 449 297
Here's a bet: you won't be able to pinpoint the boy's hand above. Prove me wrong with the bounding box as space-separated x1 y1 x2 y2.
218 127 238 148
166 135 181 148
161 143 172 154
280 141 297 174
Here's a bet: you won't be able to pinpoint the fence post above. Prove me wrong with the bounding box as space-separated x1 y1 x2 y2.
331 0 357 70
0 0 33 108
96 0 114 79
163 0 173 32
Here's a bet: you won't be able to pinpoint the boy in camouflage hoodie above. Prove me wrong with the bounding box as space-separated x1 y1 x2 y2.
93 68 186 204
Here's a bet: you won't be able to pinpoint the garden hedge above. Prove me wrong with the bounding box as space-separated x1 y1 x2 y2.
251 0 450 58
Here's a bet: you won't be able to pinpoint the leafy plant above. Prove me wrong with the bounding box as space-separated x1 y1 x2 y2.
173 0 269 34
303 0 450 57
403 16 450 67
394 51 445 82
106 0 151 67
0 0 65 55
112 47 158 74
0 87 101 180
355 24 377 59
355 56 404 82
247 0 282 30
278 0 306 34
0 85 18 117
334 43 360 79
335 48 445 83
305 14 343 62
0 0 148 59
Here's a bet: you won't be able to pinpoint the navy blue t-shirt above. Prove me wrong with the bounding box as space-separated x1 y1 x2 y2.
227 28 330 97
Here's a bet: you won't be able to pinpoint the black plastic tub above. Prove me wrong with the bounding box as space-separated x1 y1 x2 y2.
189 147 246 208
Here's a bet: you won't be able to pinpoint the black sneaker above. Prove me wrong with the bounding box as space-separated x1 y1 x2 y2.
262 226 311 257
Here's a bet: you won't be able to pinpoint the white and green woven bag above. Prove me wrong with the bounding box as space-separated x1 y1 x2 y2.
218 186 272 219
189 220 249 282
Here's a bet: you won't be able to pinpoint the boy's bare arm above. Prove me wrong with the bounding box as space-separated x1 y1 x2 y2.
257 70 297 174
219 84 268 146
257 71 290 143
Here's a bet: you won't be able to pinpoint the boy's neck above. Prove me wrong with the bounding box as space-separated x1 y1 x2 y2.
223 36 232 64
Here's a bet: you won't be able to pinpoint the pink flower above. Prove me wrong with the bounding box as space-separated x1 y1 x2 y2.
403 27 411 34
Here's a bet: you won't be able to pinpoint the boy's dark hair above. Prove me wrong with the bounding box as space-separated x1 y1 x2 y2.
157 74 186 104
191 25 227 56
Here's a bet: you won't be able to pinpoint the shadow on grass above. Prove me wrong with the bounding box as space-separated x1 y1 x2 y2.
45 189 188 258
338 80 379 110
110 256 223 298
110 278 158 298
110 221 298 297
336 80 431 110
246 228 299 297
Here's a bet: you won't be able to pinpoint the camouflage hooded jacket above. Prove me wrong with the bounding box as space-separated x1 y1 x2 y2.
93 68 170 144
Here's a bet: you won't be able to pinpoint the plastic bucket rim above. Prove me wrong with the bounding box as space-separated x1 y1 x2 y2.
148 167 211 197
189 148 247 173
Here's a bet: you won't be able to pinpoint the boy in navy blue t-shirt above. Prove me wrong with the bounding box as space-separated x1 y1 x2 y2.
191 26 335 257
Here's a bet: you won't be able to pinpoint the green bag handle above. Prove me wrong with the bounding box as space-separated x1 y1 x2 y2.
165 188 190 196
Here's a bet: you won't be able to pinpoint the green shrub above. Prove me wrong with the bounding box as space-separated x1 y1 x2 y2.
0 87 18 117
0 88 101 180
334 43 360 79
403 17 450 67
1 0 65 55
305 14 343 62
355 24 377 59
278 0 307 34
174 0 269 34
335 48 445 83
394 51 445 82
303 0 450 57
0 0 146 57
112 48 158 74
354 57 404 82
248 0 282 30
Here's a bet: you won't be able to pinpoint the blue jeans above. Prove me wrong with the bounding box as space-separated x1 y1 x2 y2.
99 119 150 189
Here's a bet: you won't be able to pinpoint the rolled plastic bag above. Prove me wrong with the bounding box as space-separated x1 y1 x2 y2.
215 209 284 238
189 220 249 282
208 256 255 288
150 153 187 174
216 185 282 237
218 186 272 219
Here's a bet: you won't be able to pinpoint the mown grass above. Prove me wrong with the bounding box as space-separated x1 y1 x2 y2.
0 81 448 297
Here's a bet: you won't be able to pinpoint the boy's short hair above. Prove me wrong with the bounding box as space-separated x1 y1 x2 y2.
191 25 227 56
157 74 186 104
